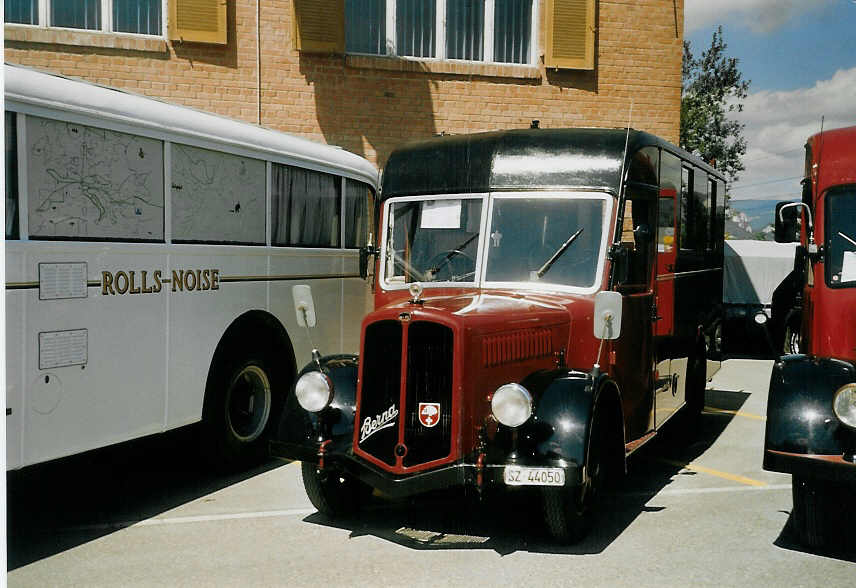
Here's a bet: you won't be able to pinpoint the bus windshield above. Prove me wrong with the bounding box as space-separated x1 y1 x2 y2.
826 186 856 288
383 193 607 290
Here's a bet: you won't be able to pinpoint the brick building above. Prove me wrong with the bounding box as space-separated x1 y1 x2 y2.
5 0 684 167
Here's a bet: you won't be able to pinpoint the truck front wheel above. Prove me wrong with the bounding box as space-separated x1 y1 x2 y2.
791 476 834 548
542 414 606 543
301 462 370 517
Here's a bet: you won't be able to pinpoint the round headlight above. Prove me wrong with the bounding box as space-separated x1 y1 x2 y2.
833 383 856 429
491 383 533 428
295 371 333 413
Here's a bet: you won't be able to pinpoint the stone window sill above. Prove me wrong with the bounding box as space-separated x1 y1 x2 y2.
345 54 541 80
5 24 168 52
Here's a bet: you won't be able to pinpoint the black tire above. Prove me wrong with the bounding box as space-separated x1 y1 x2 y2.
791 476 834 549
783 320 802 355
542 414 606 543
682 340 707 433
300 461 370 517
202 349 285 469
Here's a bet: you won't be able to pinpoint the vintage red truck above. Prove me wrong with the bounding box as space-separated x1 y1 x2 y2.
765 124 856 548
272 127 727 542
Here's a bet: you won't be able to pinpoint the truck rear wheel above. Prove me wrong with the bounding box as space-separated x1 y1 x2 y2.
791 476 833 548
301 461 369 517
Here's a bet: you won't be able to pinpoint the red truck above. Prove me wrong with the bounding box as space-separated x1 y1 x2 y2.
765 125 856 548
272 128 726 542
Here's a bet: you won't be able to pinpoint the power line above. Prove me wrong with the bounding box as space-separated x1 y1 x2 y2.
729 175 803 191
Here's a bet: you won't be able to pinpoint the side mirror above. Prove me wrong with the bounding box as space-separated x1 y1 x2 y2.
292 284 317 328
359 245 378 280
593 291 622 340
774 201 800 243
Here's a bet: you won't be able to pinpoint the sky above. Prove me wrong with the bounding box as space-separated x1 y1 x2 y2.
684 0 856 203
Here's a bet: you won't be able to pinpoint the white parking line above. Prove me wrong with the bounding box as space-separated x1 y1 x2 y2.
616 483 791 498
66 507 317 532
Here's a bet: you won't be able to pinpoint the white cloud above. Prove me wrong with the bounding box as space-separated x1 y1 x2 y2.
684 0 836 34
729 67 856 201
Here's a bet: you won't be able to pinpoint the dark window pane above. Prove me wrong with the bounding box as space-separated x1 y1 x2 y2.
446 0 483 61
5 0 38 24
113 0 161 34
346 0 387 54
345 179 375 248
494 0 531 63
680 166 692 250
272 164 341 247
396 0 435 58
52 0 101 30
6 111 19 240
693 171 709 250
826 187 856 287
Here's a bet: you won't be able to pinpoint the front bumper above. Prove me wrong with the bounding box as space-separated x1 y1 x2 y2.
271 440 582 499
764 449 856 484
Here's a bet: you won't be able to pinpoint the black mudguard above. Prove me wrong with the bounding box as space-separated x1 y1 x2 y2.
493 370 611 474
271 354 358 462
764 355 856 460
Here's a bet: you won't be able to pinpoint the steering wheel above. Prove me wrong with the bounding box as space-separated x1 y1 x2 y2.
425 250 475 281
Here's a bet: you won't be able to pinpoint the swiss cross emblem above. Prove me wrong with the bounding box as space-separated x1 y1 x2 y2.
418 402 441 428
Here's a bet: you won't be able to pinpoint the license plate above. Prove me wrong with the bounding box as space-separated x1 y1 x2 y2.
503 466 565 486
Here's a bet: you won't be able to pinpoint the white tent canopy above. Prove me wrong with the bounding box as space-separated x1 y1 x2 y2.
723 240 798 305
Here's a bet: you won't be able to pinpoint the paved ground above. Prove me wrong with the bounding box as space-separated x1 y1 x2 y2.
7 359 855 586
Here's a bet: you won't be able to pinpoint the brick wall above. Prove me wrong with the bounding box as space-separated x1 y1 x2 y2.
5 0 683 168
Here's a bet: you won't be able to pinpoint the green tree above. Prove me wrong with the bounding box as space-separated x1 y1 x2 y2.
681 26 750 186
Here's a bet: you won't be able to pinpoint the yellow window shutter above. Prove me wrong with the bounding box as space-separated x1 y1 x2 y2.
169 0 227 45
292 0 345 54
544 0 595 70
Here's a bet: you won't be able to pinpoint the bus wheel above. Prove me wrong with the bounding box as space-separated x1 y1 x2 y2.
791 476 833 549
203 352 282 468
301 461 369 517
542 413 605 543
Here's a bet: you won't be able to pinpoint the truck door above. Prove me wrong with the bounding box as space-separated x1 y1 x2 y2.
654 187 685 428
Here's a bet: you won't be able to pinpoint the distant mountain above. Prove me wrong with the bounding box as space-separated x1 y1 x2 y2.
726 198 798 240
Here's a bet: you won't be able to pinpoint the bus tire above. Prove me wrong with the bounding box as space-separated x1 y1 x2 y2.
300 461 369 518
791 476 833 549
783 319 802 355
203 347 284 469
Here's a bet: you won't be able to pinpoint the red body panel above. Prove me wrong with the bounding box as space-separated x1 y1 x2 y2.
803 126 856 363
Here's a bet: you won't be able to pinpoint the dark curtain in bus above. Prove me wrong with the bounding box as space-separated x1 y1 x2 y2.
272 164 341 247
5 111 19 240
345 179 373 248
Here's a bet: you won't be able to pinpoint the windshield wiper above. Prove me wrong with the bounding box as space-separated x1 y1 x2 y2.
536 228 584 279
838 231 856 247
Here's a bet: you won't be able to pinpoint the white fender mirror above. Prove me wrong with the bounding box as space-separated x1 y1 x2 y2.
292 285 317 328
593 291 622 340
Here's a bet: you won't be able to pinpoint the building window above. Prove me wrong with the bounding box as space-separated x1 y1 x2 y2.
346 0 535 64
5 0 162 35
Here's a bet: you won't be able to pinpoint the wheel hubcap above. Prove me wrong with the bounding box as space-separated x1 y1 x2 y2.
226 365 272 442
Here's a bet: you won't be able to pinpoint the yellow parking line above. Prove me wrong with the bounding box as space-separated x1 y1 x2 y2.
704 406 767 421
659 459 768 487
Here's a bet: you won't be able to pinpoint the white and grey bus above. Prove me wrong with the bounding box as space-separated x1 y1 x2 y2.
4 64 378 469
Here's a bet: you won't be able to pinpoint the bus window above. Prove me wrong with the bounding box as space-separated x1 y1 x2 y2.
171 143 266 244
680 166 693 250
660 150 681 247
345 179 376 248
5 111 19 240
26 116 165 241
707 177 717 250
272 164 342 247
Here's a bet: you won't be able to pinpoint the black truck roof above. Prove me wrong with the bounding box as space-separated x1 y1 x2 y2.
381 127 722 199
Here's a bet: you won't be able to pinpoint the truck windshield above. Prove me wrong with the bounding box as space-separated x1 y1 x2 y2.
484 195 605 289
382 193 607 289
385 197 483 284
826 186 856 288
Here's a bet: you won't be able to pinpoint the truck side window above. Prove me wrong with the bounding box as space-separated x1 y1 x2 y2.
618 192 655 291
